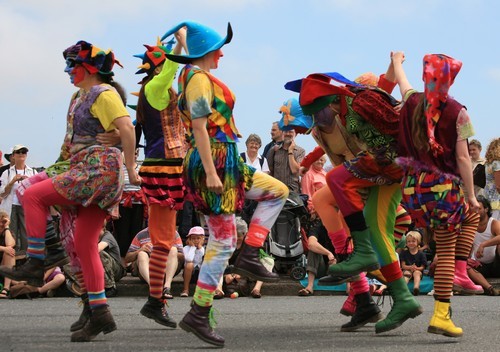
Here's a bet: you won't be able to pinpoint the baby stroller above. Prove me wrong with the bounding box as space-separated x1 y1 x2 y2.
266 192 310 280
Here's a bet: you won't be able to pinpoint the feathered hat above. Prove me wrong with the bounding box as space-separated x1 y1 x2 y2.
161 21 232 64
63 40 122 76
285 72 358 116
133 38 175 76
278 98 314 135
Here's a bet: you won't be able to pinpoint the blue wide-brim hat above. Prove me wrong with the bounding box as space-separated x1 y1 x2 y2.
161 21 232 64
278 98 314 135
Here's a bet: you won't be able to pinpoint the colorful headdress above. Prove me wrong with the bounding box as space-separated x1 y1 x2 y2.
422 54 462 156
278 98 313 134
133 38 175 76
285 72 358 115
161 21 232 64
64 40 122 76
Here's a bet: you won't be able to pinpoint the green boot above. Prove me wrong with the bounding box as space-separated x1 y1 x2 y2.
375 277 423 333
328 229 380 276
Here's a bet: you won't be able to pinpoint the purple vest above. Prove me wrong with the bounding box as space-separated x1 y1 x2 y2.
71 85 114 153
398 92 464 176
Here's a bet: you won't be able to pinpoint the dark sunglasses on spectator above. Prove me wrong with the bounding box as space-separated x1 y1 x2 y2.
15 150 28 154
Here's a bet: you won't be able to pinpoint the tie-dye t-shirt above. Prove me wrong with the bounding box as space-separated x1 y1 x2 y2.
178 65 241 144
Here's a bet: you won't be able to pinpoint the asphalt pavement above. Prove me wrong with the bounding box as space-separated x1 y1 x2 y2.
2 294 500 352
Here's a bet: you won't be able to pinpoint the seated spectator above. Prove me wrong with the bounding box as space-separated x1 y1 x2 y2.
8 266 66 298
298 221 336 297
0 210 15 298
163 232 184 299
98 226 126 297
399 230 427 296
125 227 183 298
467 196 500 295
181 226 206 297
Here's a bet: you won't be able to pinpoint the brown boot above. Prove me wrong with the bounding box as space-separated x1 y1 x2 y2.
140 296 177 328
70 305 117 342
0 257 44 287
70 294 91 332
179 303 225 347
232 243 279 282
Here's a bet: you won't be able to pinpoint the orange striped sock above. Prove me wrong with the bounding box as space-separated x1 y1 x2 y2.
149 248 169 299
455 210 479 259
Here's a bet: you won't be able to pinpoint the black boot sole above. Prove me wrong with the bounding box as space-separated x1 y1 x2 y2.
340 312 384 332
179 320 225 348
230 266 280 283
140 307 177 328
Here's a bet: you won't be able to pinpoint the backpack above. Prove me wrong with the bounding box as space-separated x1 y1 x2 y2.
240 152 265 168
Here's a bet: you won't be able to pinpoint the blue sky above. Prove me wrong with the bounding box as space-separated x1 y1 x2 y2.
1 0 499 167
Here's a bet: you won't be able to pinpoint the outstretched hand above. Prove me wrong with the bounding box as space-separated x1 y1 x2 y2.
391 51 405 65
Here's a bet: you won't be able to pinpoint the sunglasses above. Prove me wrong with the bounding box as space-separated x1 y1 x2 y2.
14 150 28 154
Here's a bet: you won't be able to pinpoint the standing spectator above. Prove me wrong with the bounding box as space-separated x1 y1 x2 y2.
0 210 15 298
399 230 427 296
181 226 206 297
483 138 500 220
98 226 126 297
240 134 270 174
267 129 305 193
111 148 146 264
262 121 284 160
0 150 13 185
469 139 486 197
301 155 327 218
0 144 37 253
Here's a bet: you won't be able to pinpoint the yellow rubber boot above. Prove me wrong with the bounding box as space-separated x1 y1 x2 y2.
427 301 463 337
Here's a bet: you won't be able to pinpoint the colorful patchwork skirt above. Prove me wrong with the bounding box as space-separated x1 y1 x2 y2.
52 145 123 217
401 170 465 233
183 142 255 215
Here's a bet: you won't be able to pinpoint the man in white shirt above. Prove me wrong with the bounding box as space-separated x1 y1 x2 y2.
0 145 37 252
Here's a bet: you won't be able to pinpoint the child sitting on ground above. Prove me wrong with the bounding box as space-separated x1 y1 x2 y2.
181 226 205 297
399 230 427 295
